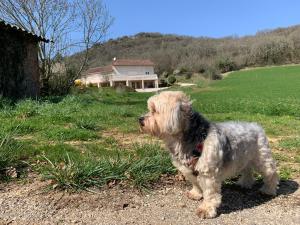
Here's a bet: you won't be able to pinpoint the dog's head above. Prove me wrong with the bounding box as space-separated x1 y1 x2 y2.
139 91 192 137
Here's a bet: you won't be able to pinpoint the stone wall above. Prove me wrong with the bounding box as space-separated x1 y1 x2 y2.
0 29 40 99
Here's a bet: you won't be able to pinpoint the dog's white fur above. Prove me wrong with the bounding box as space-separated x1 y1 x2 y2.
140 91 279 218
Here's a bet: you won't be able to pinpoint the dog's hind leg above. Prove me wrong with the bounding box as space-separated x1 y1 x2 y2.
237 166 255 189
255 136 279 195
256 159 279 195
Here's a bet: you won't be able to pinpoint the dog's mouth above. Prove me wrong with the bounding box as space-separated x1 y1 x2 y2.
138 116 145 127
138 116 145 133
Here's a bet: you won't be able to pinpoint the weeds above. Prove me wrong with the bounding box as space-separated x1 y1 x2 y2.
40 143 175 190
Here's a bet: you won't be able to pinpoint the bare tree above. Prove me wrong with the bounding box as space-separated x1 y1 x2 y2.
75 0 113 77
0 0 113 94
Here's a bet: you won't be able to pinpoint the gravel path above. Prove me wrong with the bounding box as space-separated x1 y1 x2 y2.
0 177 299 225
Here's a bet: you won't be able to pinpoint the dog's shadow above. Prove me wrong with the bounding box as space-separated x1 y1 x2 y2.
219 179 299 215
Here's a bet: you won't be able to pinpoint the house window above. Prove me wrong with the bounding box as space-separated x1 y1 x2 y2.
145 71 150 75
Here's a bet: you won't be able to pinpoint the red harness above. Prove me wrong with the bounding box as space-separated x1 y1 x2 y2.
196 142 204 152
187 142 204 173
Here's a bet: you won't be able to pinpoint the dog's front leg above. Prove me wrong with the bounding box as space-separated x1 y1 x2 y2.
184 172 203 200
172 160 203 200
196 176 221 219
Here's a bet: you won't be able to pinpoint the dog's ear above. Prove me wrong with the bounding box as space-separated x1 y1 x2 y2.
166 102 181 134
148 100 156 113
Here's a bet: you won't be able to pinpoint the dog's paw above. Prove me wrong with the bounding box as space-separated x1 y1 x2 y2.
186 190 203 201
259 185 277 196
237 176 255 189
196 205 217 219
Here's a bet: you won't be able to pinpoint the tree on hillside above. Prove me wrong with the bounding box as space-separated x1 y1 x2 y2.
0 0 113 95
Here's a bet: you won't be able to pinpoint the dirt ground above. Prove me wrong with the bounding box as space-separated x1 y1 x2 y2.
0 175 299 225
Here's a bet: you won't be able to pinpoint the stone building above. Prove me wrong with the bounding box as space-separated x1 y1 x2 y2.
0 20 49 99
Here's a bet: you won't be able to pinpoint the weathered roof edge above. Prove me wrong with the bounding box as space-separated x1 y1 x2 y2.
112 59 155 66
0 20 50 43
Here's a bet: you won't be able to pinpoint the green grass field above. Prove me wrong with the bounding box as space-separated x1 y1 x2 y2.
0 65 300 189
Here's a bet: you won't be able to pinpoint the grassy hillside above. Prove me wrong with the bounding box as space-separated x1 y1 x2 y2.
0 65 299 189
68 25 300 75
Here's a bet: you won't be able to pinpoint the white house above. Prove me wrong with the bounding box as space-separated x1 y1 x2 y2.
81 59 159 89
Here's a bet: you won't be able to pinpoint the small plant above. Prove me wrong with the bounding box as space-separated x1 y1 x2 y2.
75 118 101 131
279 167 293 180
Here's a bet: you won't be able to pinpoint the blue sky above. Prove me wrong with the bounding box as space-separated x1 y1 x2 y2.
105 0 300 39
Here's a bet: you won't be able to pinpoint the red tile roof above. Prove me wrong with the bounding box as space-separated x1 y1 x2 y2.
85 65 113 74
112 59 154 66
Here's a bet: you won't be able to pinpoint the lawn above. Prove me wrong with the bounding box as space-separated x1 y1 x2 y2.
0 65 300 189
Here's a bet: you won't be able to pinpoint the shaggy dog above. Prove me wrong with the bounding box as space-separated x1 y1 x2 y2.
139 91 278 219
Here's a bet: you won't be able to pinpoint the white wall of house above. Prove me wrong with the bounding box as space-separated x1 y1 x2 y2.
82 73 111 84
113 65 154 76
81 63 158 89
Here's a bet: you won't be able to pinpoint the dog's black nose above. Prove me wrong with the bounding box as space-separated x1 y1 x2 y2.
139 117 145 126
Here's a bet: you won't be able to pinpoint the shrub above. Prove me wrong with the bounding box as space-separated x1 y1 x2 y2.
173 69 180 75
204 67 222 80
48 67 77 96
161 71 169 78
250 38 294 65
159 78 168 87
196 64 207 73
167 75 176 85
216 57 237 73
179 67 188 73
74 79 82 86
184 72 193 79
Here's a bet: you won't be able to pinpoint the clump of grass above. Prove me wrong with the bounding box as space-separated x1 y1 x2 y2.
41 153 129 189
75 118 101 131
42 127 98 141
279 138 300 151
40 143 176 190
14 100 39 118
0 133 24 179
